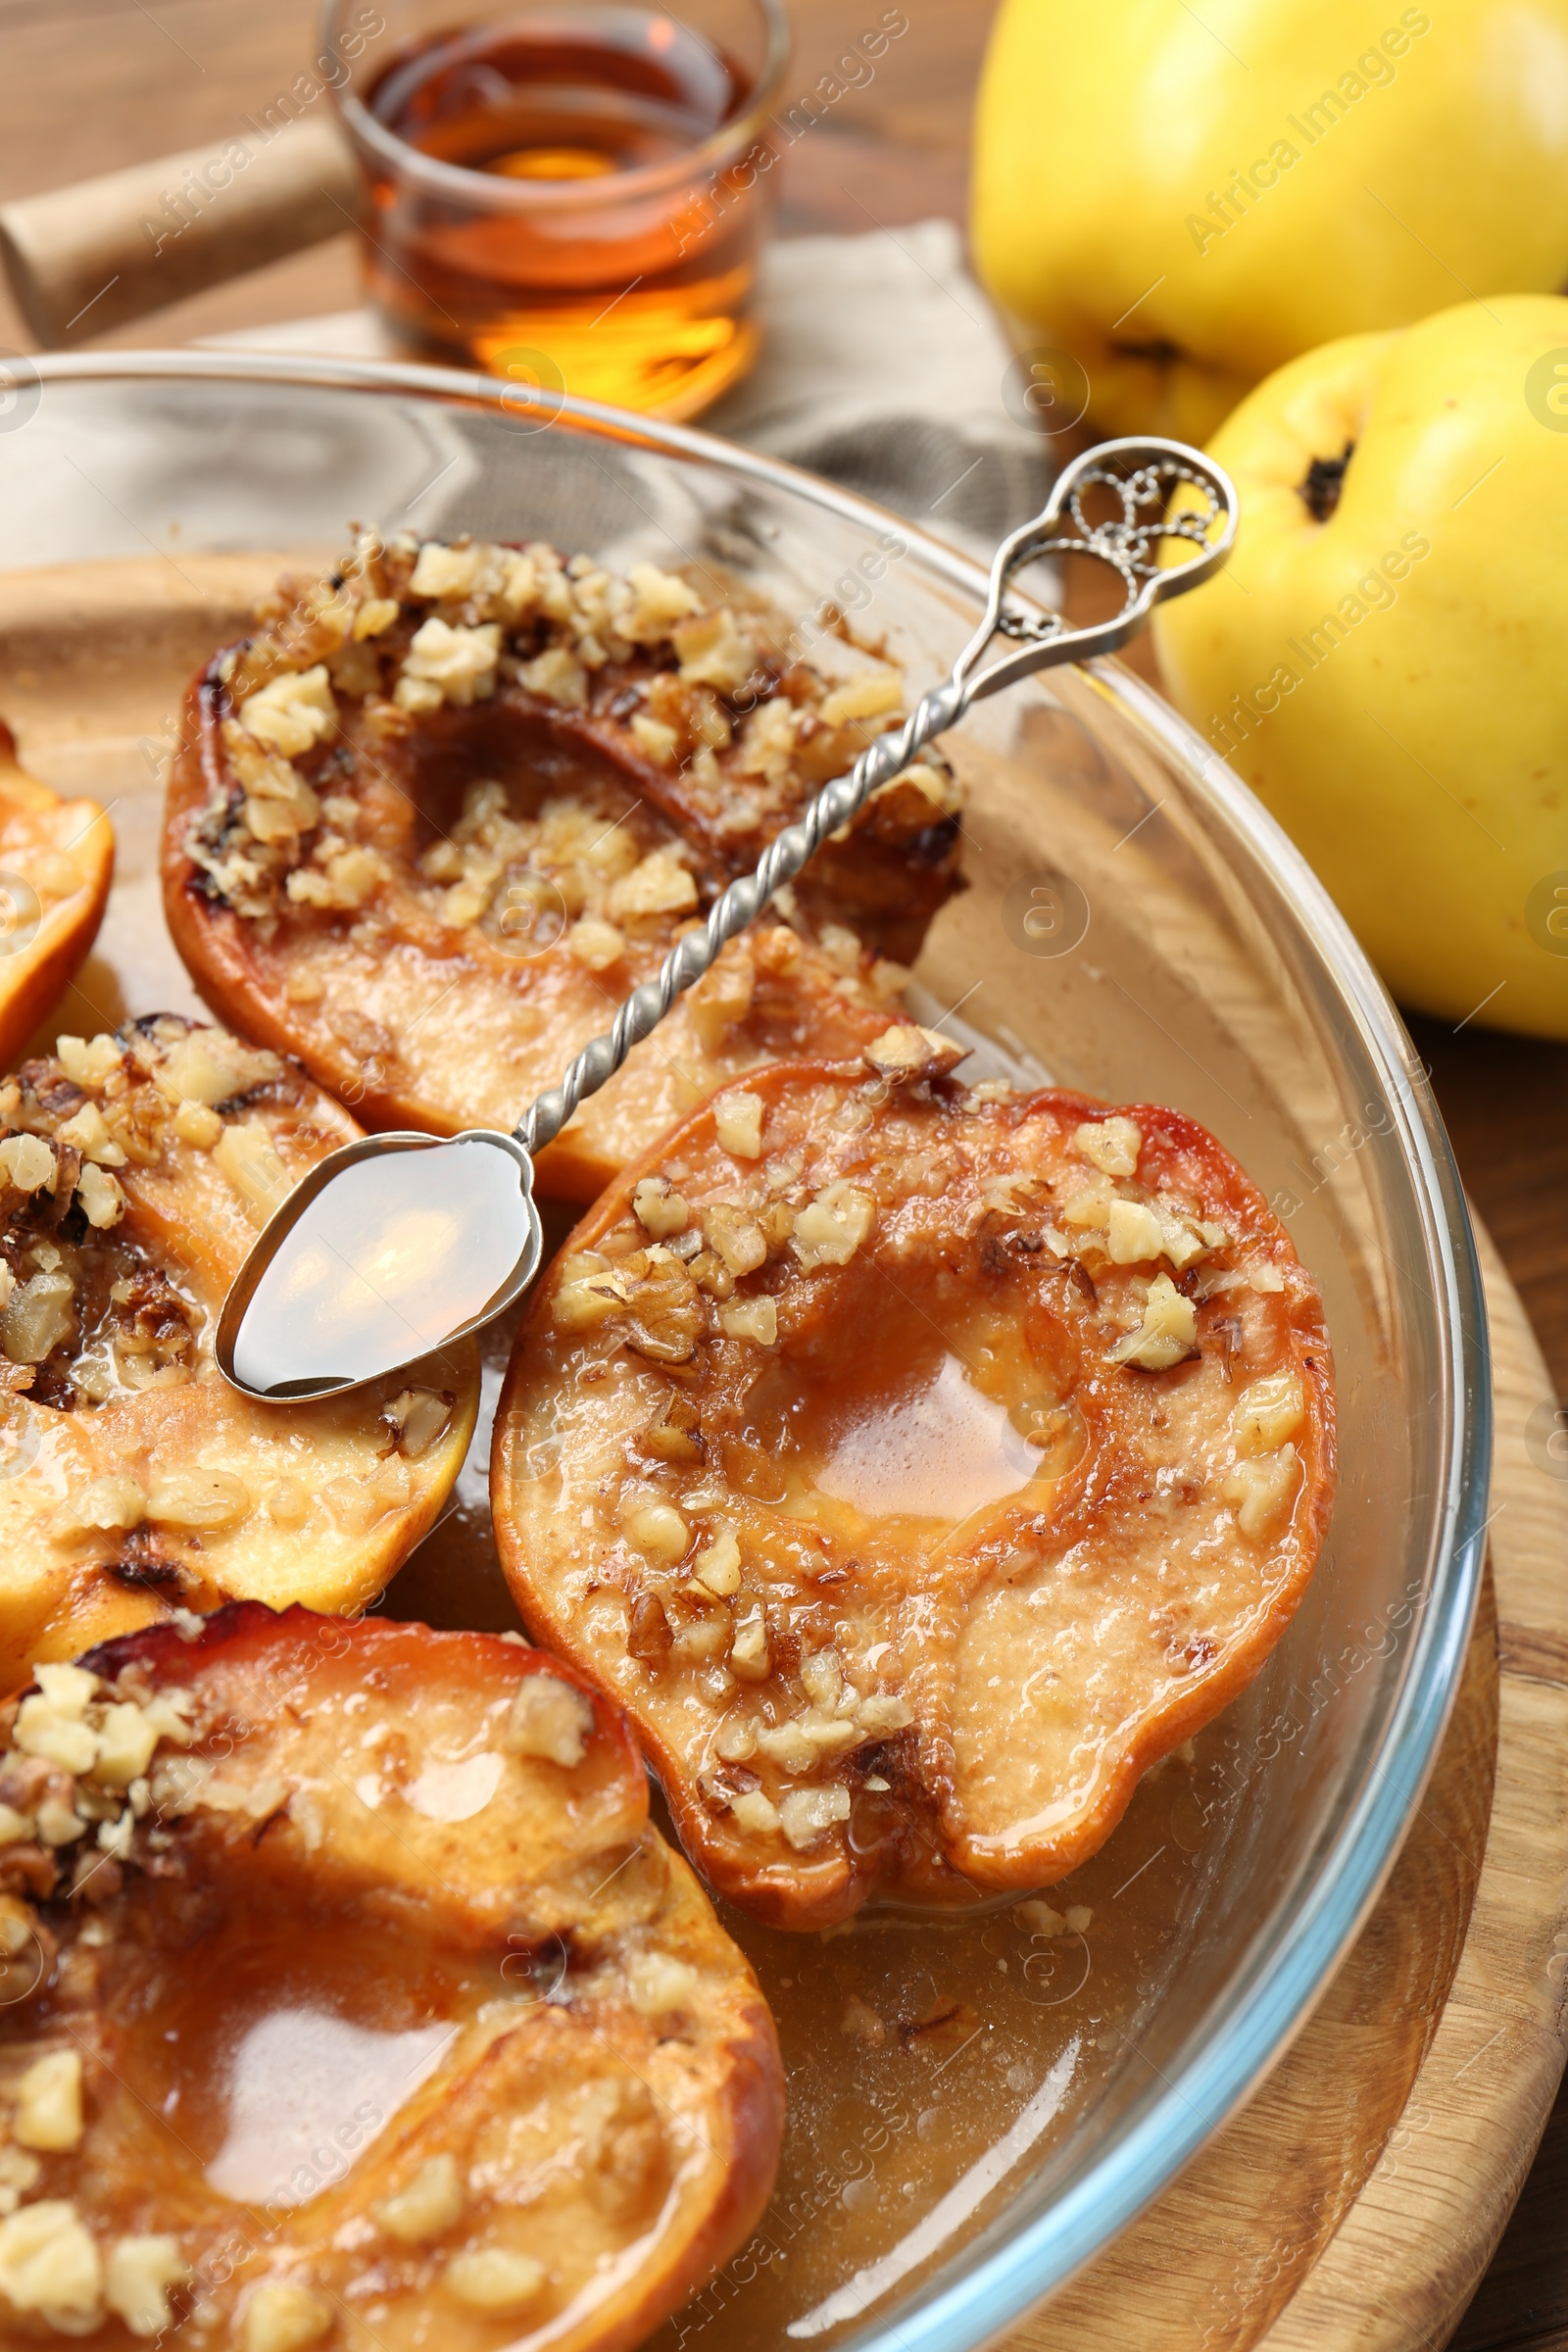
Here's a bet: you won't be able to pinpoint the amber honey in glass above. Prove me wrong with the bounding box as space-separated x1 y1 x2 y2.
328 0 789 419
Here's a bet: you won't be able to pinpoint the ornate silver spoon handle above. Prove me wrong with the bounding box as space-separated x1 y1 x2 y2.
515 435 1237 1157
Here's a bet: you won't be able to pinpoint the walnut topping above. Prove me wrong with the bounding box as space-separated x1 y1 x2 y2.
790 1182 876 1271
105 2234 188 2336
502 1675 595 1768
716 1297 777 1347
819 670 903 726
1109 1273 1199 1370
442 2248 547 2317
15 2048 83 2151
713 1091 763 1158
396 617 502 711
1232 1373 1304 1453
376 2153 466 2245
236 665 337 758
632 1178 689 1240
188 531 957 994
1074 1116 1143 1177
1222 1446 1301 1539
241 2279 334 2351
778 1785 852 1851
0 2198 103 2328
862 1023 966 1083
381 1387 453 1460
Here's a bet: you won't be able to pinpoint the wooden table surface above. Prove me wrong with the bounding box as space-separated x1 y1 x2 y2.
2 1 1566 2343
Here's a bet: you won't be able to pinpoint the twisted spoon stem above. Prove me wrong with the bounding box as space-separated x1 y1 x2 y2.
514 436 1237 1159
515 676 966 1156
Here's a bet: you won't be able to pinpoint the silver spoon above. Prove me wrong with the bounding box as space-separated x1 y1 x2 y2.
216 436 1238 1403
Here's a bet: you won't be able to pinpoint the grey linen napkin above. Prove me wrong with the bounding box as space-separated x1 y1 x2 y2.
705 219 1049 548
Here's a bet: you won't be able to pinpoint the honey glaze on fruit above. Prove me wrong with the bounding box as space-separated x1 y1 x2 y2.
0 1607 785 2348
492 1033 1336 1928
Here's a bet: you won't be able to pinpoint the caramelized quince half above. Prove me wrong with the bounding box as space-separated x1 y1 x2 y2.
0 722 113 1068
0 1016 477 1684
161 533 963 1200
0 1604 783 2349
492 1032 1336 1929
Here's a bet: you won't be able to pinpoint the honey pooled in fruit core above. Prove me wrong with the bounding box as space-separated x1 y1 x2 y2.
729 1286 1083 1544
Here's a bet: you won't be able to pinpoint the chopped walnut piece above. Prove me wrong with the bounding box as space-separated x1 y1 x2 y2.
520 644 589 710
717 1297 777 1347
778 1785 851 1850
397 617 501 711
863 1023 966 1083
502 1674 595 1767
376 2153 466 2245
1232 1372 1305 1453
692 1528 742 1596
75 1163 125 1229
56 1035 123 1093
632 1177 689 1240
702 1204 766 1276
1109 1273 1199 1371
105 2234 188 2337
0 1133 54 1192
236 664 337 758
608 850 698 924
819 671 903 725
242 2279 334 2352
1105 1199 1163 1264
15 2048 83 2150
1223 1446 1301 1539
729 1605 770 1683
713 1091 763 1158
1075 1116 1143 1177
443 2248 547 2316
382 1388 453 1459
624 1502 689 1562
0 2198 103 2327
791 1181 876 1271
671 607 755 694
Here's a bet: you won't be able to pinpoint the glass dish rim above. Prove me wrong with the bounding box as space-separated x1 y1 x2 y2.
9 347 1491 2348
321 0 795 213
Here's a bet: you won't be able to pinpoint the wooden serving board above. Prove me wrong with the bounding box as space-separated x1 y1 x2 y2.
995 1222 1568 2352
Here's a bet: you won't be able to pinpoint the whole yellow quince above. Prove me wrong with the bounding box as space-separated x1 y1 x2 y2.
1152 296 1568 1039
972 0 1568 442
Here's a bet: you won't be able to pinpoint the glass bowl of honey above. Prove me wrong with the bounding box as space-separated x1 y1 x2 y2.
0 351 1488 2352
324 0 791 417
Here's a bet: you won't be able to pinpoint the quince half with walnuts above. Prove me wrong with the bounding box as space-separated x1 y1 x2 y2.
493 1034 1336 1929
162 532 964 1200
0 1604 783 2349
0 1015 476 1686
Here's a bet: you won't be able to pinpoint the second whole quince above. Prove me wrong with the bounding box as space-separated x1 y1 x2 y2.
1152 295 1568 1039
971 0 1568 442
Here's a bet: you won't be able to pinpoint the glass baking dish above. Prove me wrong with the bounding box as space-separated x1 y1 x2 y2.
0 352 1489 2352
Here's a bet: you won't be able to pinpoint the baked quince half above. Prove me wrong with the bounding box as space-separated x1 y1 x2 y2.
492 1033 1336 1929
0 1604 783 2349
0 721 113 1069
0 1016 476 1685
161 532 963 1200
